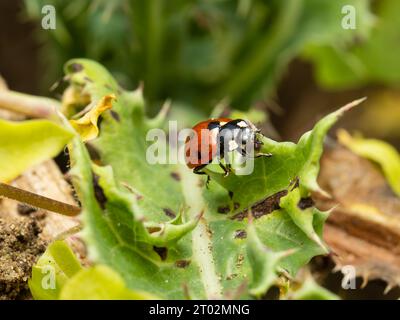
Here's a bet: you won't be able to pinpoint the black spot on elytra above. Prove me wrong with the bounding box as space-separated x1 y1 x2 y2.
298 197 315 210
228 191 234 199
68 63 83 73
217 205 230 214
163 208 176 219
93 174 107 209
110 110 120 122
153 246 168 261
175 260 191 268
207 121 220 130
17 203 36 215
234 229 247 239
170 172 181 181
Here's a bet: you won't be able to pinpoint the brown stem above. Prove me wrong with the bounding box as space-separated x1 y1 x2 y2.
0 90 59 119
0 182 81 216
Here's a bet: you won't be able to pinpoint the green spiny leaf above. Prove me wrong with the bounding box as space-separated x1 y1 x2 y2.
280 187 329 252
65 60 359 299
246 222 294 296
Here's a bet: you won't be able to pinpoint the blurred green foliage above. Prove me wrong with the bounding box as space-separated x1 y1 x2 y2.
26 0 372 114
304 0 400 89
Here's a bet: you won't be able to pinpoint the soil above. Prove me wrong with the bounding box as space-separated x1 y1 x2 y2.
0 160 85 300
0 216 47 300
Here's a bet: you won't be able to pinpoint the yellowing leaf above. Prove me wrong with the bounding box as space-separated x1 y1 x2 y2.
59 265 159 300
29 241 83 300
30 241 157 300
338 129 400 196
70 94 115 141
0 119 73 182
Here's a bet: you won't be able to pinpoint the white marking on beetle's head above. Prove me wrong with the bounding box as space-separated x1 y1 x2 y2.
236 120 248 128
228 140 238 151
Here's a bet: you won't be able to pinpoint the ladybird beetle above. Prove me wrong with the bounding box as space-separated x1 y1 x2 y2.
185 118 271 179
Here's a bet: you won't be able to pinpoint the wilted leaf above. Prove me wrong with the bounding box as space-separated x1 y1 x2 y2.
316 145 400 289
0 119 73 182
337 129 400 196
65 59 357 299
69 94 116 141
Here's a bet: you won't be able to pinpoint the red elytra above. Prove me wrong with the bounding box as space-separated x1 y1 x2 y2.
185 118 231 169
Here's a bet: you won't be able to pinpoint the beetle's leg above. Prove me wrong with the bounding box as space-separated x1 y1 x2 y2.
254 138 264 152
253 137 272 157
239 147 272 158
226 163 232 174
193 165 211 188
218 161 230 177
193 165 207 175
255 152 272 158
206 175 211 188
